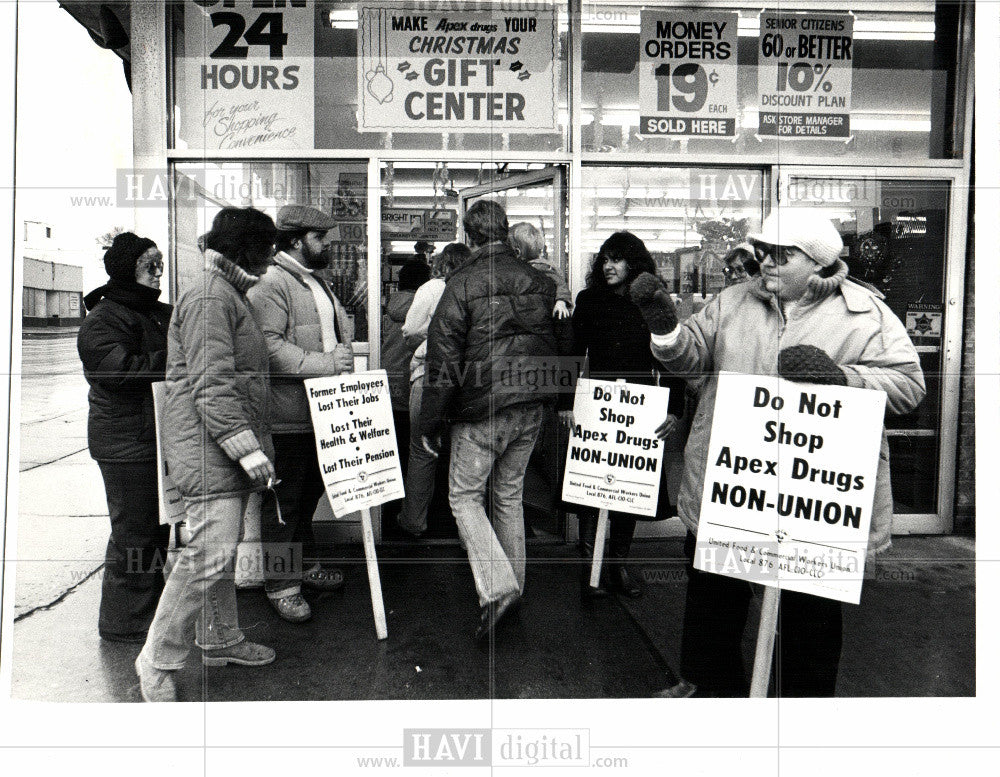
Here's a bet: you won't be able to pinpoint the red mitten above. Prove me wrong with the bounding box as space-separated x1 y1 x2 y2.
778 345 847 386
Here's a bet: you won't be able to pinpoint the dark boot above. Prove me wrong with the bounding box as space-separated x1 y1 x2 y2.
578 511 610 600
606 516 642 598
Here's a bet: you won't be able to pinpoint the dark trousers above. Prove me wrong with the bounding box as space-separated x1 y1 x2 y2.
679 532 843 697
260 432 325 594
577 466 673 560
97 460 170 639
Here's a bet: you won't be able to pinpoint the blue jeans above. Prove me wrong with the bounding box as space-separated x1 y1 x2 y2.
139 495 248 670
400 378 437 534
449 402 544 607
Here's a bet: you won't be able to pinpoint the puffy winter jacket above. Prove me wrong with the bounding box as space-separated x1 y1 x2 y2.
77 280 172 462
419 241 569 437
571 285 686 417
246 253 354 433
651 263 925 555
163 251 274 502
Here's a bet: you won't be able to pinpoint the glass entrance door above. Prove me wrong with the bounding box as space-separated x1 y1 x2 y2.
779 170 960 534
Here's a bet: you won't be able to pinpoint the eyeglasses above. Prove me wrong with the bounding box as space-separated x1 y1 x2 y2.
755 245 799 267
137 259 164 273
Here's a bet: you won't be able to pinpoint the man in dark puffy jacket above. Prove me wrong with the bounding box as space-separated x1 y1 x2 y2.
77 232 172 642
419 199 566 641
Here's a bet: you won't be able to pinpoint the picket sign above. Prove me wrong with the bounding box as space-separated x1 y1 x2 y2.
588 509 610 588
750 587 781 697
304 371 404 641
360 507 388 640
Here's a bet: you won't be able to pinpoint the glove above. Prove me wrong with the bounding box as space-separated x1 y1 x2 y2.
777 345 847 386
628 273 679 335
239 449 277 487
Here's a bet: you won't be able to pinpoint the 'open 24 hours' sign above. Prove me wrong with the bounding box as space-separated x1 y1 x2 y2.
357 3 558 132
180 0 315 150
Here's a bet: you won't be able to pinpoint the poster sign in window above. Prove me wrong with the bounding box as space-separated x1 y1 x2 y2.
357 3 558 132
757 10 854 139
179 0 314 150
561 379 671 518
638 10 739 137
694 374 886 604
305 371 404 517
905 303 943 345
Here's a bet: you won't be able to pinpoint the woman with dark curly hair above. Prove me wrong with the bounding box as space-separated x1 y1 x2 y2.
565 231 686 599
135 207 278 702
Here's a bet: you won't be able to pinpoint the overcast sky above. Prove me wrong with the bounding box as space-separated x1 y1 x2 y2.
16 0 134 291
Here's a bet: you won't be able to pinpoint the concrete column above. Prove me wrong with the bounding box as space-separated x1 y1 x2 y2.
131 2 170 292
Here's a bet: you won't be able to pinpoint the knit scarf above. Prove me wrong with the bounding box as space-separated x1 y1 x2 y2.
206 249 259 294
750 259 849 307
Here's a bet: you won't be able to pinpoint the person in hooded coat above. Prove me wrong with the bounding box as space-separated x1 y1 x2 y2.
77 232 172 643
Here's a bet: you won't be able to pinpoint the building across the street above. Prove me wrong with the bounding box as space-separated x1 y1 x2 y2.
58 0 976 542
22 220 84 326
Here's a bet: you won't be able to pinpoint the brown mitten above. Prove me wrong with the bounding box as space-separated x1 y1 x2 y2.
628 273 679 335
778 345 847 386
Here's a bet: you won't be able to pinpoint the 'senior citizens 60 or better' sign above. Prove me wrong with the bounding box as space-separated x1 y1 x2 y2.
561 379 671 518
694 373 886 604
305 370 404 517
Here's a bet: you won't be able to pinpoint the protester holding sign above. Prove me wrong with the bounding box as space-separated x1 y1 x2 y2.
247 205 356 623
419 201 568 641
136 208 278 702
565 232 686 599
631 208 925 697
77 233 172 643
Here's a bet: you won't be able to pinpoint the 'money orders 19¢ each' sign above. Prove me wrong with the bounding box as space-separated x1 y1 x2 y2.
305 370 404 517
694 373 886 604
357 2 558 132
561 379 671 518
638 10 739 138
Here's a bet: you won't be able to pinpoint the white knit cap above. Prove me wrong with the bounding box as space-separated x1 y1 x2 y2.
748 208 844 267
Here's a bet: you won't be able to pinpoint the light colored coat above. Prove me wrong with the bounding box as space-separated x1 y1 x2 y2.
164 252 273 502
247 253 354 433
651 269 925 555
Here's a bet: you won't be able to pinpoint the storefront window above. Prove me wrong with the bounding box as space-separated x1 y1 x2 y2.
170 1 570 152
581 1 958 160
580 165 765 313
784 176 950 514
171 161 370 343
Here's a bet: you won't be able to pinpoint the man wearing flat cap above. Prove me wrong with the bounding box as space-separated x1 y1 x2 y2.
247 205 355 623
629 208 925 698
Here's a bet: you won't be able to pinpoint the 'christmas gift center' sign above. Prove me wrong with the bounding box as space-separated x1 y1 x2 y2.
694 373 886 604
357 3 558 132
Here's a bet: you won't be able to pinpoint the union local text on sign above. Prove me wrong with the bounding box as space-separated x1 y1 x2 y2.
357 3 558 132
694 373 886 604
561 379 671 518
179 0 315 150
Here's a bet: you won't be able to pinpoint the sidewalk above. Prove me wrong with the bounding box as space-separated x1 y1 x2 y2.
9 534 974 701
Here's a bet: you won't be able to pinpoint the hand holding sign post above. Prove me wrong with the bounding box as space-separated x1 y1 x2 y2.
695 373 886 695
305 370 404 640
